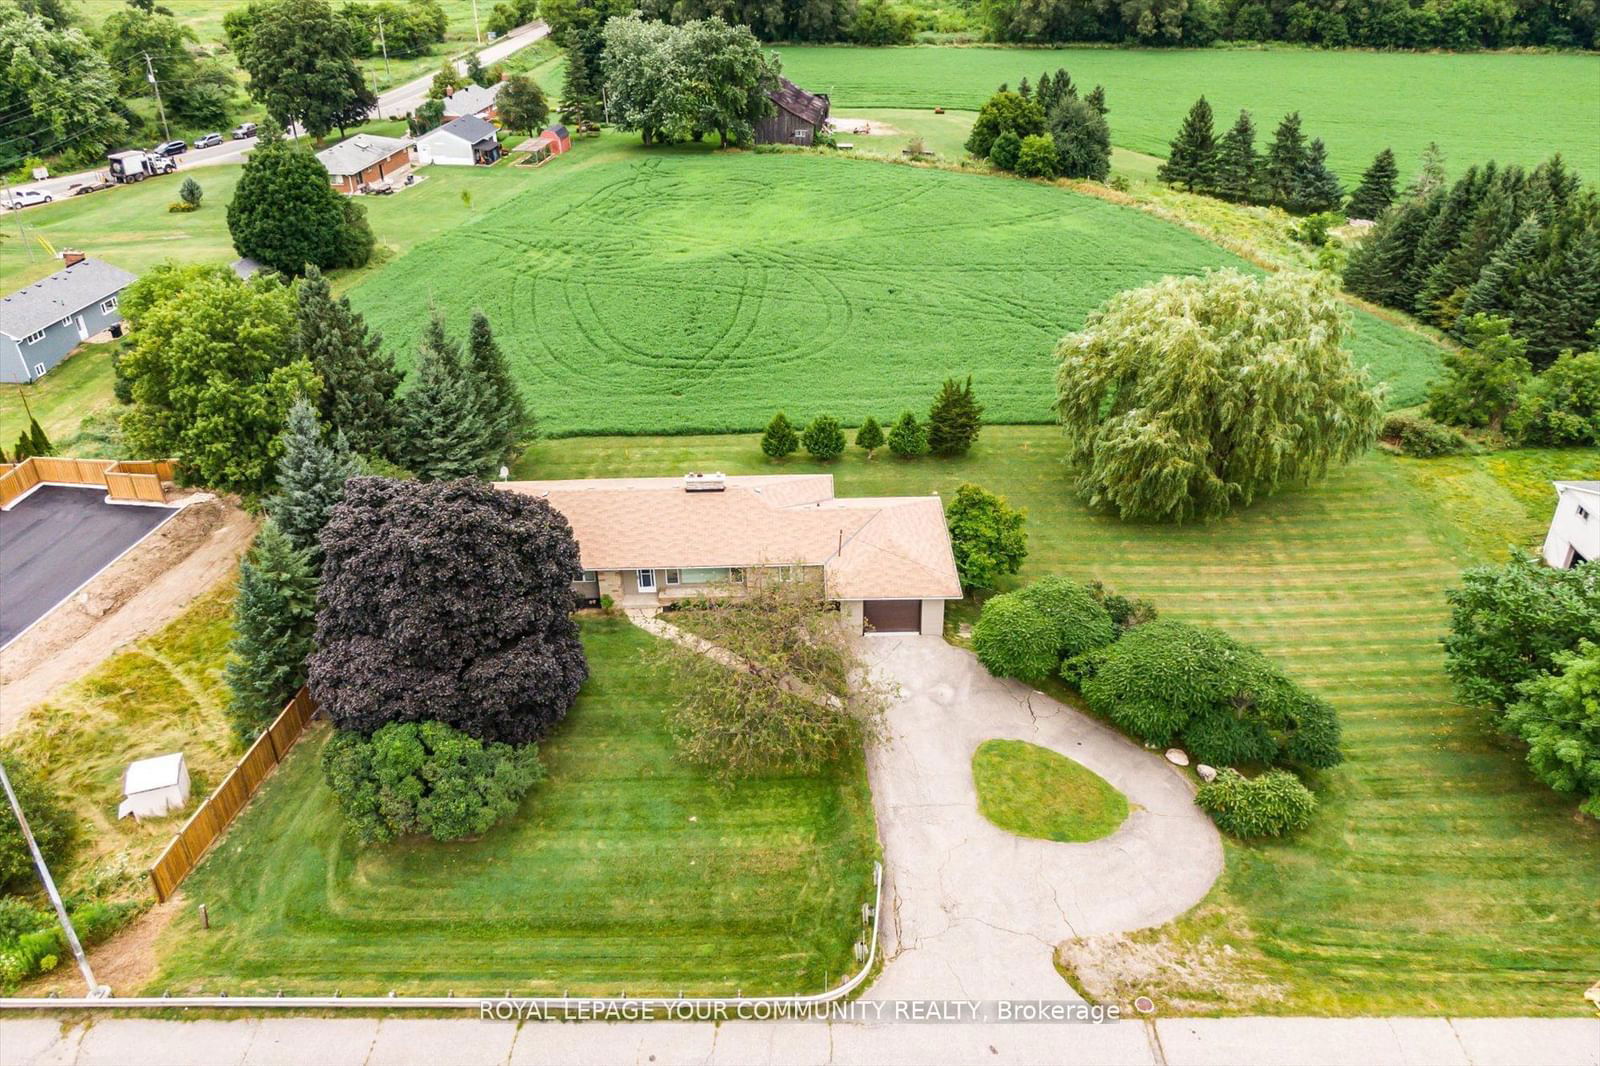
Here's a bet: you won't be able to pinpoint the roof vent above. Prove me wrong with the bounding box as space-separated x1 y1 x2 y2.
683 472 726 493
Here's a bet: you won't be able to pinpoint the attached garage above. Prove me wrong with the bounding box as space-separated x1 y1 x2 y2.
863 599 922 633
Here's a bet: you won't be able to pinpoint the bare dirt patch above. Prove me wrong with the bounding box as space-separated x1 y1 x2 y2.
1055 921 1289 1013
18 899 180 997
0 495 257 734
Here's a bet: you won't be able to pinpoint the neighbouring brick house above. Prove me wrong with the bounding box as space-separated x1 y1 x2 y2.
500 473 961 634
315 133 414 193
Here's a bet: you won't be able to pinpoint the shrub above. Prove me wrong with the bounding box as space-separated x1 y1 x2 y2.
964 90 1045 158
944 482 1026 591
0 759 76 895
167 200 200 213
1083 579 1158 633
0 899 139 990
1196 768 1317 838
1503 640 1600 818
1507 350 1600 446
1014 134 1060 179
760 411 798 459
1425 315 1531 431
801 414 846 461
927 375 983 457
179 177 203 207
1079 619 1342 769
855 416 884 456
321 720 543 844
972 593 1059 684
989 129 1022 170
309 477 589 745
886 410 927 458
1016 576 1117 659
1380 413 1470 457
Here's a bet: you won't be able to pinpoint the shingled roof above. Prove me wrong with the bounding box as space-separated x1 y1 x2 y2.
498 475 961 600
768 78 829 127
1 258 136 340
314 133 410 177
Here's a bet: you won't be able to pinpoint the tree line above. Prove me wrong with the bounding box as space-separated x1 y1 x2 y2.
965 72 1112 181
759 376 985 461
1160 97 1342 214
1344 153 1599 366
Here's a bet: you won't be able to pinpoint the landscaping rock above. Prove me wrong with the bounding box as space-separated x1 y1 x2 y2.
1197 764 1218 783
1164 748 1190 767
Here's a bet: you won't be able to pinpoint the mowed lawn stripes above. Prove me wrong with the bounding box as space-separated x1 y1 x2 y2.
519 429 1599 1015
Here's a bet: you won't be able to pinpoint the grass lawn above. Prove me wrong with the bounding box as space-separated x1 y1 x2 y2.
777 46 1600 179
2 581 241 904
971 739 1128 843
0 340 123 453
147 617 879 996
520 429 1600 1015
349 141 1444 437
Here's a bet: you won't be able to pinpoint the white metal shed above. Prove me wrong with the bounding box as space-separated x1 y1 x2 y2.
118 752 190 820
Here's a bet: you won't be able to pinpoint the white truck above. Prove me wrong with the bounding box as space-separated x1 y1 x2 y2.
106 149 178 184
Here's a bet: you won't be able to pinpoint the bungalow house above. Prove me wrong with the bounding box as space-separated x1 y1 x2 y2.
501 473 961 634
416 115 502 167
756 78 830 146
441 81 505 121
315 133 413 194
0 253 136 384
1542 480 1600 569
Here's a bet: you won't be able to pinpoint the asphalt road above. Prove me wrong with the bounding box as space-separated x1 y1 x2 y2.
0 485 175 646
9 21 549 201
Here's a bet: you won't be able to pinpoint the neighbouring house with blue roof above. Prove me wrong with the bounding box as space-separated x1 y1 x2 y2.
0 254 137 383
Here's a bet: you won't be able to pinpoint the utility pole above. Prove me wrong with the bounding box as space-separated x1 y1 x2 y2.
0 174 35 261
144 51 171 143
0 761 108 998
376 14 391 81
471 0 482 43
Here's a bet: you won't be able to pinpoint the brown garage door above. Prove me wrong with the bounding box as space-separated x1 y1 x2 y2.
863 599 921 633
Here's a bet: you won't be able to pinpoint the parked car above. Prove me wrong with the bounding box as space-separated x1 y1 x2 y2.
153 140 187 157
231 122 257 140
2 188 52 210
194 132 223 149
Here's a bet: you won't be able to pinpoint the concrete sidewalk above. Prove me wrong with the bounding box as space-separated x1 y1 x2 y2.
1 1015 1595 1065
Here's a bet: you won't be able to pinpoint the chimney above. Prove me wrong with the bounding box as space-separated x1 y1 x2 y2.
61 250 85 268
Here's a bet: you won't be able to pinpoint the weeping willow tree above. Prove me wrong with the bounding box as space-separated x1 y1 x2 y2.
1053 269 1384 523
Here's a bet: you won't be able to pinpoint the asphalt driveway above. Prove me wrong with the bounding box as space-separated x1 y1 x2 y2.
858 636 1224 1002
0 486 176 646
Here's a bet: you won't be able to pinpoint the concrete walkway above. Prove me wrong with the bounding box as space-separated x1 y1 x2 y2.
859 636 1224 1002
1 1015 1595 1065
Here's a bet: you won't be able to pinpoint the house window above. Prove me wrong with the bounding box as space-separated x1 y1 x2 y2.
636 569 656 591
1579 504 1591 521
680 567 731 585
664 569 681 586
100 296 118 314
579 570 597 582
32 363 46 378
23 329 45 344
730 567 746 583
60 316 73 327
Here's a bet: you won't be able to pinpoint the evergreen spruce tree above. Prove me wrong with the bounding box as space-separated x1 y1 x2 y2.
855 416 884 457
398 314 491 481
886 410 928 458
467 310 528 463
265 397 361 556
1342 189 1444 309
801 415 846 461
296 265 402 460
1418 173 1520 326
927 376 984 457
1288 138 1342 215
1263 111 1308 207
1017 76 1031 99
1345 148 1399 220
224 521 318 740
1408 166 1489 304
1034 71 1054 112
1214 110 1259 203
12 431 32 461
760 411 798 459
1158 97 1218 194
1053 68 1074 99
26 417 51 457
1085 85 1107 116
1515 224 1600 367
1404 141 1447 199
1456 214 1542 329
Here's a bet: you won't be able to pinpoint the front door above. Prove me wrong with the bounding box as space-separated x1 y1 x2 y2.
75 315 88 340
636 569 656 592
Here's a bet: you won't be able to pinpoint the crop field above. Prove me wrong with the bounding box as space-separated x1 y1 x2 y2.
778 46 1600 178
519 431 1600 1015
149 618 878 996
349 149 1445 437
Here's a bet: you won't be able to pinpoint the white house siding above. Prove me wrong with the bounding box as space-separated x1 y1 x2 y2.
919 598 945 636
415 131 476 167
1542 485 1600 568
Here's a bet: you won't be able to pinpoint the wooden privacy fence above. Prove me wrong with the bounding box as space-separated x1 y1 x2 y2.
0 456 175 509
149 688 318 903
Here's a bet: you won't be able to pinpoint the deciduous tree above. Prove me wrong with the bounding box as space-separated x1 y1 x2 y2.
1014 133 1060 178
227 124 374 275
226 0 373 138
944 482 1026 591
1054 270 1382 522
497 73 549 137
1047 96 1110 181
964 90 1045 159
1425 314 1531 431
310 477 589 744
1503 641 1600 818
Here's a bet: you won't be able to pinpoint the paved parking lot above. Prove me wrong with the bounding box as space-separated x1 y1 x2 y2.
0 485 176 646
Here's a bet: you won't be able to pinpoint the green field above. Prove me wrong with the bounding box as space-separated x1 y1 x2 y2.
518 430 1600 1015
972 739 1129 843
779 46 1600 179
349 145 1445 436
149 618 879 996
